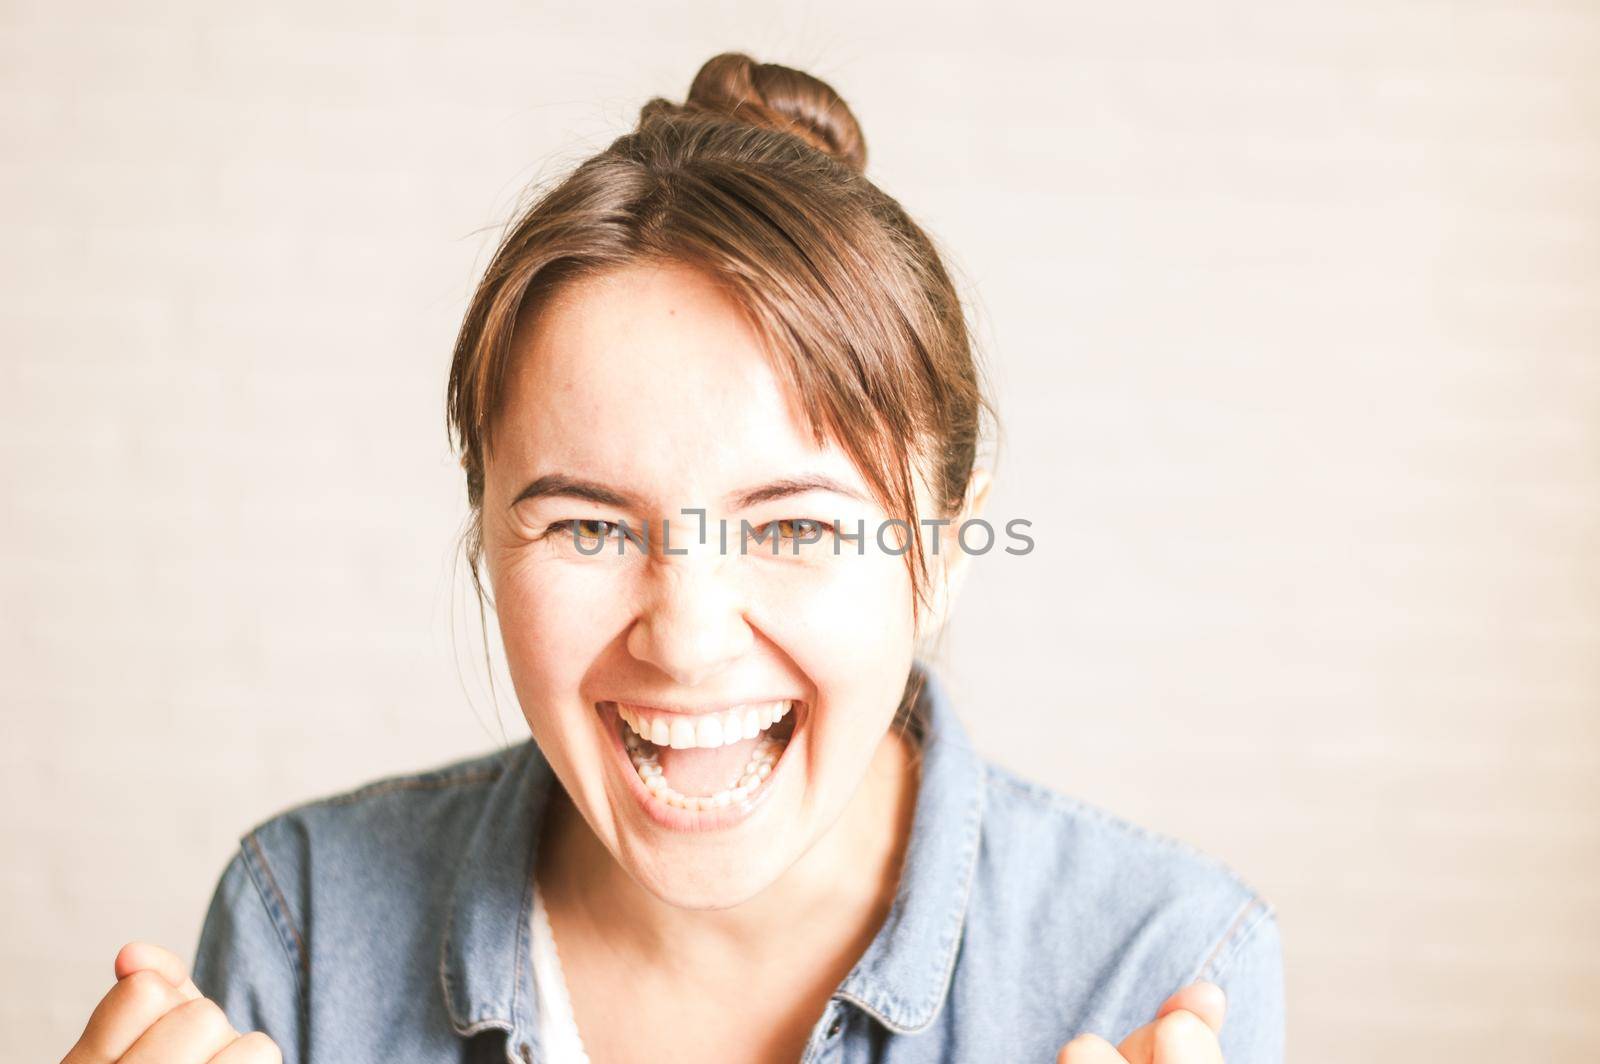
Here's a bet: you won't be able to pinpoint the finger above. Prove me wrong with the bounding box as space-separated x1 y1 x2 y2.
1116 1019 1155 1064
119 995 239 1064
61 969 190 1064
1152 1009 1224 1064
1057 1032 1130 1064
1120 979 1229 1059
115 940 204 1001
1154 980 1226 1034
207 1031 284 1064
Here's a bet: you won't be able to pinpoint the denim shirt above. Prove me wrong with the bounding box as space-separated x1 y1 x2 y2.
191 663 1286 1063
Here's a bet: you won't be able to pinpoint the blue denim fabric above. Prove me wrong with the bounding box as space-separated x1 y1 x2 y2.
192 662 1285 1063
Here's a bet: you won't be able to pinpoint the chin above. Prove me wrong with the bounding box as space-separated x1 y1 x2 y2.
628 850 791 910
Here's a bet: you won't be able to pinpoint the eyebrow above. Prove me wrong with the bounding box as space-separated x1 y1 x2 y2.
733 475 870 509
509 472 869 511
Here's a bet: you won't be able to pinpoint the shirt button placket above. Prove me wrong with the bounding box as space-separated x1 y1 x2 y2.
804 1005 846 1063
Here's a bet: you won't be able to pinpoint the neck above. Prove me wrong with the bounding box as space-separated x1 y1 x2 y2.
538 722 921 978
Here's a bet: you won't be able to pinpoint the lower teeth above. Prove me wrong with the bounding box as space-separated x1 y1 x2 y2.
624 725 786 812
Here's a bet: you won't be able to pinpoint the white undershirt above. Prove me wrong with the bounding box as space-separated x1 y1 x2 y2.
530 880 592 1064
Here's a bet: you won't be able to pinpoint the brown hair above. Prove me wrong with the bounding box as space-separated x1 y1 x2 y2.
447 52 994 637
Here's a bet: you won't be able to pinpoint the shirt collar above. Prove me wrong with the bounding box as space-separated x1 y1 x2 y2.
438 660 986 1047
438 738 549 1051
833 660 987 1032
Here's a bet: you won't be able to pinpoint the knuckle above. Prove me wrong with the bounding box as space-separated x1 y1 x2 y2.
1154 1008 1213 1050
119 968 178 1010
1057 1033 1107 1062
175 995 235 1038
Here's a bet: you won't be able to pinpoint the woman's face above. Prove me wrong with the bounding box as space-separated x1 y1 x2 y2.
482 261 949 909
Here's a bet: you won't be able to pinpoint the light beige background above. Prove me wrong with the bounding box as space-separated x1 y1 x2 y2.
4 1 1596 1061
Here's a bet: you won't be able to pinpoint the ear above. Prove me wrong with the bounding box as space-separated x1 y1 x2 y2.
914 467 994 645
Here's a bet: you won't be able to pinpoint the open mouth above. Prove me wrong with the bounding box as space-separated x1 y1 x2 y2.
610 699 801 814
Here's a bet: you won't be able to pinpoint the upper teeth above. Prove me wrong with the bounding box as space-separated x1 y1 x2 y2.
618 700 791 749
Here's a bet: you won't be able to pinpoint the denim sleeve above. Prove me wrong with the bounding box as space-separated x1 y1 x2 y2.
1204 902 1286 1064
190 842 306 1064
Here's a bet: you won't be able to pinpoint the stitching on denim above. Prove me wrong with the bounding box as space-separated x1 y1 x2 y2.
1191 895 1273 984
439 878 464 1026
239 832 309 1021
440 897 526 1038
512 744 540 1049
512 810 537 1056
250 746 519 828
249 741 519 1016
311 767 505 808
917 757 985 1027
834 729 986 1034
244 833 307 976
983 765 1264 900
438 742 541 1040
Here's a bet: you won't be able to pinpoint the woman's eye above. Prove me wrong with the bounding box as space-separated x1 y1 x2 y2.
766 518 831 541
548 518 629 545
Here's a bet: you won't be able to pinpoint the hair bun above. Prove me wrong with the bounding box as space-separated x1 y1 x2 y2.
655 52 868 173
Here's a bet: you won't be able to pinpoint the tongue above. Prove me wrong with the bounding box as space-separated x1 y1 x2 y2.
657 734 764 795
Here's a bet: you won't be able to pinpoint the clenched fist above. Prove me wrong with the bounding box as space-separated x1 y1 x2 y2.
59 941 282 1064
1058 980 1227 1064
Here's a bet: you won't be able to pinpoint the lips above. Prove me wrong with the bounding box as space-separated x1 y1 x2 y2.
598 698 805 831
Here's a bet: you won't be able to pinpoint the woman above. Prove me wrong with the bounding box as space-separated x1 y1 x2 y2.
60 53 1284 1064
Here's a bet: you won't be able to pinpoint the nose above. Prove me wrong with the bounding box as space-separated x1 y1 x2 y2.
626 554 754 687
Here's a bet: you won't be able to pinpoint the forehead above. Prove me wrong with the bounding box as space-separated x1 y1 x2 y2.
494 262 863 500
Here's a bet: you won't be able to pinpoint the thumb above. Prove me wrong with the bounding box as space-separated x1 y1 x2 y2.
114 940 204 1001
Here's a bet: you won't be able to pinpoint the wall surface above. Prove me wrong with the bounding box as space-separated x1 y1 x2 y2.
3 2 1596 1061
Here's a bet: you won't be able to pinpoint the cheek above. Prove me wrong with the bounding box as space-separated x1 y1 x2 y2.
756 550 918 718
490 551 636 704
490 542 917 701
